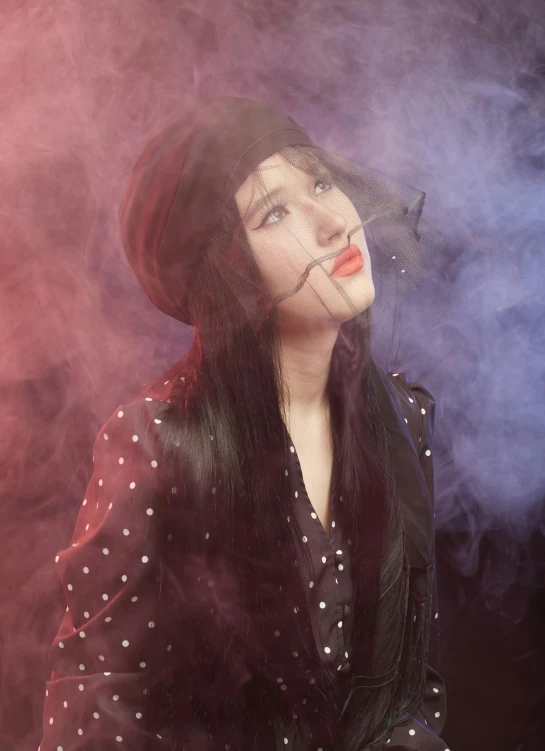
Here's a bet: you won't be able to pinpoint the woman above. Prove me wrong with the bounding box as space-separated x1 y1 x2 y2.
40 96 448 750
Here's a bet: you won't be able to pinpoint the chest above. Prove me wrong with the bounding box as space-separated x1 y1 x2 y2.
289 421 334 536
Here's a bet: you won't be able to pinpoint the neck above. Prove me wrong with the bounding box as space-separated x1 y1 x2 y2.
278 316 339 426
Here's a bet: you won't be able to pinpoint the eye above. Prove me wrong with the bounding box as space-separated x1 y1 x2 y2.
259 205 286 227
259 178 334 228
315 179 333 194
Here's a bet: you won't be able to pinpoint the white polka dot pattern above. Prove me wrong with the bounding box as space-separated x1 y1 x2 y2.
384 373 448 749
40 398 173 750
38 373 447 750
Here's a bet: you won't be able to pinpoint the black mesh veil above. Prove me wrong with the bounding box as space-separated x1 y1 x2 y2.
201 142 442 375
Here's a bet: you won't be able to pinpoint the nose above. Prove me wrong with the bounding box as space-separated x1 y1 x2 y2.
312 203 347 249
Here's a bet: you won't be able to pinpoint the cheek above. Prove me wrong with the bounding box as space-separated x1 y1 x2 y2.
253 236 299 284
252 247 287 295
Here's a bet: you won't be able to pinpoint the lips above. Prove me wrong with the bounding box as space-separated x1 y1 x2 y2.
331 244 362 274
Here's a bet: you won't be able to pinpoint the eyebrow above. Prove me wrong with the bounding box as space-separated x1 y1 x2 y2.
246 186 285 223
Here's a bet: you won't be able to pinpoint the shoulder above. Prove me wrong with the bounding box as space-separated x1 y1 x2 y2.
89 370 191 502
95 371 182 455
90 385 180 496
94 397 165 458
386 372 435 411
385 371 436 449
134 369 182 405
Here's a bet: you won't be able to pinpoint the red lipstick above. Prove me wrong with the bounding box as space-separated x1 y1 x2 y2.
331 244 364 277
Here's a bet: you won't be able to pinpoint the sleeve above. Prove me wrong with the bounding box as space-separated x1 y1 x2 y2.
38 398 178 751
380 377 449 751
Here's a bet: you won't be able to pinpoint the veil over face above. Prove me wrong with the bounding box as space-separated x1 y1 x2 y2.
234 151 376 330
118 95 445 373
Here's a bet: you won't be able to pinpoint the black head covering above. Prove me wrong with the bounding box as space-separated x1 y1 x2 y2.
119 94 445 380
119 96 315 326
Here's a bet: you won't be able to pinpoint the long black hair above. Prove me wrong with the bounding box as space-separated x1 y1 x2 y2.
150 147 423 749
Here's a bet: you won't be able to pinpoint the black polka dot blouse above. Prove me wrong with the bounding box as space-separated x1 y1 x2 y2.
39 372 449 751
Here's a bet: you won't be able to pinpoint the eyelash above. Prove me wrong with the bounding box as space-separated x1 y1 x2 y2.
258 178 334 228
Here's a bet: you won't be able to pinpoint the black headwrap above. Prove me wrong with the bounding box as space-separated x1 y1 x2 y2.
119 96 315 326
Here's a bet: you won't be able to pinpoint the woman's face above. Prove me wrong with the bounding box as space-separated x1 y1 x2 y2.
235 152 375 327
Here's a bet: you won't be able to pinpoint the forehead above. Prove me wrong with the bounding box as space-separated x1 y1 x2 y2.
254 152 288 173
235 152 306 212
